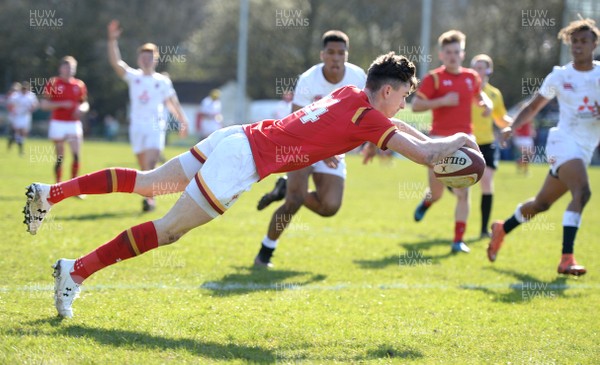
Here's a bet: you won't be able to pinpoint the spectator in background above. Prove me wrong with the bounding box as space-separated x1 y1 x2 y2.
197 89 223 140
104 114 119 141
6 82 24 153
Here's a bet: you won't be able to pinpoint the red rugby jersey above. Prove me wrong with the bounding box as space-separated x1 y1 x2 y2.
43 77 87 121
416 66 480 136
243 86 397 179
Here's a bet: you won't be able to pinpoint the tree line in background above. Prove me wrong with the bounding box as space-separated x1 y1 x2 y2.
0 0 569 122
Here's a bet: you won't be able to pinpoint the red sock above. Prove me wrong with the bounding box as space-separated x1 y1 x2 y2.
47 168 137 204
70 221 158 284
454 221 466 243
423 200 432 208
71 161 80 179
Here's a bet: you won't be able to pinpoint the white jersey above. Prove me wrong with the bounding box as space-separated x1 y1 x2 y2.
124 68 175 126
539 61 600 152
292 62 366 107
8 91 38 117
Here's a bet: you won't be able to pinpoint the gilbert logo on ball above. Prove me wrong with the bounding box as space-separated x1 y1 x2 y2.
433 147 485 189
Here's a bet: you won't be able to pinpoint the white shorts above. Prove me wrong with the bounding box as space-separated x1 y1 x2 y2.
10 115 31 130
513 136 534 150
311 155 347 179
48 120 83 141
179 125 259 218
129 122 166 154
546 128 594 176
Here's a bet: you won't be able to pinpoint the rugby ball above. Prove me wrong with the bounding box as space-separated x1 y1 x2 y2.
433 147 485 188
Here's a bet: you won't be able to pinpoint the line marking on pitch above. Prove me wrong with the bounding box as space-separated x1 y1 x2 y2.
1 282 598 292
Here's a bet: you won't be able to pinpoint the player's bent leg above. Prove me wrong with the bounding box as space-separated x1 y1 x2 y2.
557 159 591 212
304 172 344 217
256 167 310 267
154 192 215 246
23 154 191 235
520 172 568 219
52 193 213 318
488 172 568 262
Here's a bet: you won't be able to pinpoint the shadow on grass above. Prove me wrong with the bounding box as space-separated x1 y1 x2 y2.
460 267 579 303
201 266 326 296
354 238 478 269
18 320 276 362
365 345 423 360
55 211 138 221
16 319 422 362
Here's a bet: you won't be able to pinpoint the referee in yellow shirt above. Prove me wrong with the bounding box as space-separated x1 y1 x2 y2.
470 54 513 238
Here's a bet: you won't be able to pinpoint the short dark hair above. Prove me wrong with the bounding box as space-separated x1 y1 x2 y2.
438 29 466 49
366 52 418 93
558 17 600 44
322 30 349 49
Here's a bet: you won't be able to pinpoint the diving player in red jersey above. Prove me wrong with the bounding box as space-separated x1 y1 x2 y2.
22 52 479 318
41 56 89 183
411 30 492 253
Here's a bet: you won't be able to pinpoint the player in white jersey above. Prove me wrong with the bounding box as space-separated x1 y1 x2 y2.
197 89 223 140
488 18 600 276
7 81 38 155
254 30 367 267
107 20 189 211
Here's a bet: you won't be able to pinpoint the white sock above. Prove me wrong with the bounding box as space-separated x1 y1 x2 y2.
514 204 529 223
262 235 278 249
562 211 581 227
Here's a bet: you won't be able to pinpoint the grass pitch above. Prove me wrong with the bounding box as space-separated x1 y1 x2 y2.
1 139 599 364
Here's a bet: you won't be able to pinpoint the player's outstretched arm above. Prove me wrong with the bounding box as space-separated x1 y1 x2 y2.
387 131 477 167
107 20 128 78
510 92 550 130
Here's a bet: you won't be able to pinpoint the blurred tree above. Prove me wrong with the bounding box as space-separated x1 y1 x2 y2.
0 0 578 126
0 0 206 123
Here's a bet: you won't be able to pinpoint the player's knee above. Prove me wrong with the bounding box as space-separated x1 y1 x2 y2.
317 200 341 217
575 184 591 207
73 153 79 163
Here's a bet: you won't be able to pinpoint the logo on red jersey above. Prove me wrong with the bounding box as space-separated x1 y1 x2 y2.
465 78 473 91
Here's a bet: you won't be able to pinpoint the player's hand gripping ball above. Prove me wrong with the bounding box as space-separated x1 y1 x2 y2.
433 147 485 189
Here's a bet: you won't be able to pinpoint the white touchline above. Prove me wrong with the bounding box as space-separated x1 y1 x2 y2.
2 282 599 292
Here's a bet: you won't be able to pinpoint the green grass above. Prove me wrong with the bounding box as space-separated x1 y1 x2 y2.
1 139 599 364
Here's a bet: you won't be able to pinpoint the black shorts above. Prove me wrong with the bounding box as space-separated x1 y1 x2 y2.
479 143 498 170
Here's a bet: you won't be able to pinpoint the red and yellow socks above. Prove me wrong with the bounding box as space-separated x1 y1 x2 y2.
48 168 137 204
70 221 158 284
